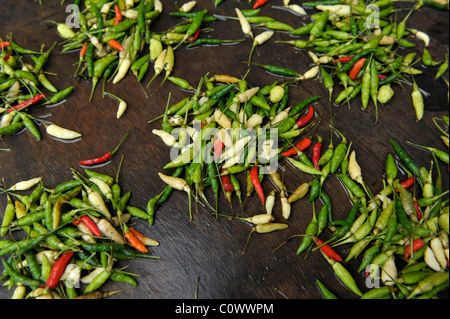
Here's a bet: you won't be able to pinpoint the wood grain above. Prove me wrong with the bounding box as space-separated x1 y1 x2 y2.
0 0 448 299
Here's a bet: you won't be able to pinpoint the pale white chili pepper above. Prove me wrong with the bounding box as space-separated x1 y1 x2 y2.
430 237 447 269
180 1 196 12
153 129 179 148
424 246 442 272
409 28 430 47
381 254 397 286
235 8 253 38
97 218 124 244
265 190 276 215
8 177 42 191
249 31 274 63
244 214 275 225
46 124 81 140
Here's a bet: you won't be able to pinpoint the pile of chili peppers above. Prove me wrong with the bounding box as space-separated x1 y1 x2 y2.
261 0 449 122
148 73 320 230
296 115 449 299
0 165 159 299
57 0 244 101
0 37 76 142
149 68 449 298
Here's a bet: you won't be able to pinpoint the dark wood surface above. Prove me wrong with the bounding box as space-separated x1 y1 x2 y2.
0 0 448 300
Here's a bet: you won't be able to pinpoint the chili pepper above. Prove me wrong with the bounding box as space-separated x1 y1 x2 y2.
311 136 322 171
341 48 376 72
293 106 314 130
290 22 314 36
250 166 265 205
334 199 361 238
7 94 47 113
323 253 363 297
315 279 337 299
253 0 269 9
315 237 343 262
358 242 381 274
19 112 40 140
404 239 425 260
113 4 122 25
123 224 148 253
1 194 14 236
390 139 422 185
297 203 318 255
45 251 74 289
289 96 321 117
309 10 329 42
43 86 75 106
77 215 102 237
308 178 321 203
329 129 347 174
408 272 449 299
281 136 312 157
79 128 131 166
348 58 366 81
317 203 329 236
287 157 323 176
110 269 138 287
2 259 42 288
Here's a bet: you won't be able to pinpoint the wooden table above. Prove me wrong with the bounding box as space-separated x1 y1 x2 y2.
0 0 448 300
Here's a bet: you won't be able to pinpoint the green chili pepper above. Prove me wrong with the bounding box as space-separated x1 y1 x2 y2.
390 139 422 186
19 112 41 140
435 59 448 79
1 195 15 237
110 269 137 287
317 204 329 235
297 203 318 255
329 129 347 174
2 259 42 287
309 10 329 42
358 241 381 273
361 62 371 111
316 279 338 299
308 178 321 202
334 199 361 238
45 86 75 105
289 96 321 117
290 22 314 36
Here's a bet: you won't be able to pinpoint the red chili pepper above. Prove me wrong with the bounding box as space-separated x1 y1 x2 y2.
7 94 47 113
253 0 270 9
404 239 424 260
312 136 323 170
348 58 366 80
3 53 10 62
315 237 343 262
220 168 234 192
46 251 74 289
114 4 122 25
124 225 148 253
108 39 124 51
79 128 132 166
413 200 423 221
250 166 265 204
281 137 312 157
0 41 10 47
396 177 414 192
294 105 314 129
213 138 224 158
79 41 88 57
333 56 354 63
80 215 102 237
378 74 387 80
193 28 201 41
